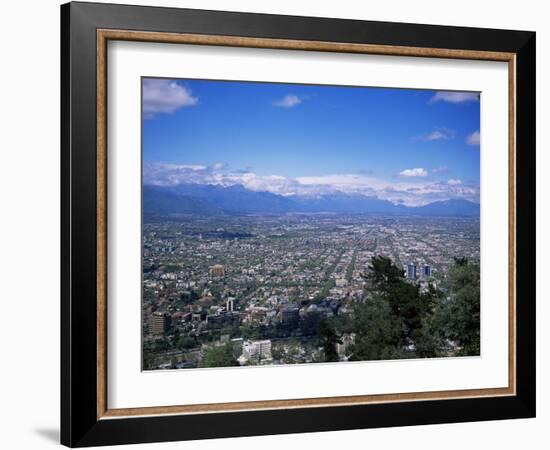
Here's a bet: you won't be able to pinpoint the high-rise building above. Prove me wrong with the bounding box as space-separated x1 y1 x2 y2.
226 297 236 312
209 264 225 278
422 264 432 277
406 262 417 280
148 312 171 335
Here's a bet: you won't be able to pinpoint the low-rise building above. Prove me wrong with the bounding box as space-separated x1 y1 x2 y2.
241 339 272 363
206 311 240 330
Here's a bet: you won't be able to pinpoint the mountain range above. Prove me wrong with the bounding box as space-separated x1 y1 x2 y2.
143 184 480 217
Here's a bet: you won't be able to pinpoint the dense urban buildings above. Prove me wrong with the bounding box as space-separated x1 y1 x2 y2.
142 213 480 370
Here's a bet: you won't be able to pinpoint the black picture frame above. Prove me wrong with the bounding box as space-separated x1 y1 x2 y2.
61 1 536 447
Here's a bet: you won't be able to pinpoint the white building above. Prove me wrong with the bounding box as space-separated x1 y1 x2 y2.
226 297 236 312
241 339 272 363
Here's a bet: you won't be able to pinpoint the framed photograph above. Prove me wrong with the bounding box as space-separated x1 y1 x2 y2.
61 2 536 447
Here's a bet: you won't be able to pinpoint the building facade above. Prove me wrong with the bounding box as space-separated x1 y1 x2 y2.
406 262 417 280
422 264 432 277
148 311 171 335
242 339 272 362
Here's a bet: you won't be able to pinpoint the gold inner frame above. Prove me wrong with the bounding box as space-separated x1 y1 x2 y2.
96 29 517 420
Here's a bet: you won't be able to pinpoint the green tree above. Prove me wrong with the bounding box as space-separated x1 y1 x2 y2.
142 348 155 370
366 256 436 344
177 335 198 350
318 319 342 362
436 259 480 356
349 295 405 361
351 256 443 360
365 255 404 287
271 345 284 362
411 284 444 357
180 289 199 306
199 343 239 368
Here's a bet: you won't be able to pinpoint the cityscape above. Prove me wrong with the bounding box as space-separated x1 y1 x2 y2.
142 78 481 370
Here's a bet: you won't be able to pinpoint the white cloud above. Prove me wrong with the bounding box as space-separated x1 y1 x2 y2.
144 163 479 207
143 79 198 118
295 174 384 197
416 129 455 141
466 130 481 146
144 162 219 185
399 168 428 177
273 94 301 108
447 179 462 186
432 166 448 174
211 162 226 170
297 174 384 188
429 91 479 104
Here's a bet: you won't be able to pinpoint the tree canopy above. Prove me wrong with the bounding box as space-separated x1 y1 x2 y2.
199 342 239 368
343 255 480 361
434 258 480 355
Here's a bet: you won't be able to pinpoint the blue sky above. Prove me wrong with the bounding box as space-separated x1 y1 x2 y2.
142 78 480 206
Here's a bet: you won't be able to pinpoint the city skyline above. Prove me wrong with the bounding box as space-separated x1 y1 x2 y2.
143 78 480 207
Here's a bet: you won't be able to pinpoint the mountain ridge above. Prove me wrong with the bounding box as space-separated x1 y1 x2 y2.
143 183 480 217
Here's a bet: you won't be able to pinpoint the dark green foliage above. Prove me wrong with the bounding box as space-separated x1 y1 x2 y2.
301 311 322 336
348 295 406 361
199 343 239 368
318 319 342 362
365 255 404 287
434 259 480 356
176 334 198 350
179 290 199 305
142 337 174 369
348 255 480 361
453 257 469 267
350 256 447 360
414 284 445 358
241 323 290 340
